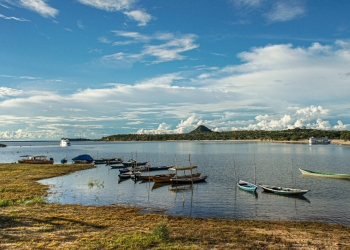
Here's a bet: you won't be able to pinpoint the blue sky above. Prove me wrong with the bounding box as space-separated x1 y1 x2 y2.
1 0 350 140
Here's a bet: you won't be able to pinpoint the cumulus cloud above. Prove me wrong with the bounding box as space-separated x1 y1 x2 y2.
0 87 23 98
2 40 350 139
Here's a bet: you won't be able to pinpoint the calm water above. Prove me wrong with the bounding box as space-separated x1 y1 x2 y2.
1 140 350 225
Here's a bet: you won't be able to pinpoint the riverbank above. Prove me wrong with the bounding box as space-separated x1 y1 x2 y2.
0 163 349 249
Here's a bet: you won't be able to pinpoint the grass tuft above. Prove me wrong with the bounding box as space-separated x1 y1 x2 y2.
152 220 170 241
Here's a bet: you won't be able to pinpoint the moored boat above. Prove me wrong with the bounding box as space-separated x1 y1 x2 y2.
259 184 309 196
72 154 93 164
237 179 257 192
170 175 208 184
299 168 350 179
18 155 54 164
122 159 148 167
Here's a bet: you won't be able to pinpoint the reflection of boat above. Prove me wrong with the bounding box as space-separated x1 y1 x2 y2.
259 184 309 196
169 183 194 193
261 190 310 203
72 154 93 164
18 155 54 164
151 182 171 190
60 138 71 147
237 180 257 192
299 168 350 179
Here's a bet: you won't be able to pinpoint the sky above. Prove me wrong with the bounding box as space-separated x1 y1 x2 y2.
1 0 350 140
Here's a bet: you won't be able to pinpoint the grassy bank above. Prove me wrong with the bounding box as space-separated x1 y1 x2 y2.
1 164 349 249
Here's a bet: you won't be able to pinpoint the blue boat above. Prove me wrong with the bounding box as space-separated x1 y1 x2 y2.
72 154 93 164
237 179 257 192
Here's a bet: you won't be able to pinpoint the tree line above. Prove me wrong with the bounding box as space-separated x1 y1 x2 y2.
101 128 350 142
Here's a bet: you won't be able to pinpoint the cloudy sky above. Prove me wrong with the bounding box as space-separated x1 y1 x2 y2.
1 0 350 140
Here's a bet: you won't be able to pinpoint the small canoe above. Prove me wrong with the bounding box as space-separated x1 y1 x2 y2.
259 184 308 196
299 168 350 179
237 179 257 192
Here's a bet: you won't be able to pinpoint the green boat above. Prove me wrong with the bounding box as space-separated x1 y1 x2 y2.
299 168 350 179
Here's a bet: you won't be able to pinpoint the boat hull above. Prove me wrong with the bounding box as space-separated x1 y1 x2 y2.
153 173 200 183
259 184 308 196
237 180 257 192
299 168 350 179
170 176 208 184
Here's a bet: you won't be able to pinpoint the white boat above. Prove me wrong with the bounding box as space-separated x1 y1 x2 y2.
60 138 71 147
308 137 331 145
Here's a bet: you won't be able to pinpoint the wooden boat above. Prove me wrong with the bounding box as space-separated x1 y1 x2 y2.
139 173 175 182
170 175 208 184
122 159 148 167
153 172 200 183
94 158 123 165
259 184 309 196
147 165 174 171
18 155 54 164
299 168 350 179
237 179 257 192
60 158 68 164
118 171 133 179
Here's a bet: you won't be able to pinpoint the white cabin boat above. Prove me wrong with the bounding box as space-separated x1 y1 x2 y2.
308 136 331 145
60 138 71 147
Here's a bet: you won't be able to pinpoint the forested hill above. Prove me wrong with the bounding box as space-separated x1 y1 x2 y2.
101 126 350 142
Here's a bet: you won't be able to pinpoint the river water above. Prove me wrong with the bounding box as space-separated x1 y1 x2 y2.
1 140 350 225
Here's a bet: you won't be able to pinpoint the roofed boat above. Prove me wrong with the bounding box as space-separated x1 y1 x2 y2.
18 155 54 164
299 168 350 179
72 154 93 164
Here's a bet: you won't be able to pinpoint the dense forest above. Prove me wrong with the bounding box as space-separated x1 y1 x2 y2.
101 125 350 142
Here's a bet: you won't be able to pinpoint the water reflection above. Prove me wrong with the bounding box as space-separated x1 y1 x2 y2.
2 140 347 225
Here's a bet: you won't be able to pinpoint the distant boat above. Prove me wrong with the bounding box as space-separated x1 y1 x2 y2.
299 168 350 179
308 136 331 145
94 158 123 165
72 154 93 164
18 155 54 164
61 158 68 164
60 138 71 147
259 184 309 196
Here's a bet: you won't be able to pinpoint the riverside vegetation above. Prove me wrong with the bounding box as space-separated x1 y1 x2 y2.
0 163 350 249
101 126 350 142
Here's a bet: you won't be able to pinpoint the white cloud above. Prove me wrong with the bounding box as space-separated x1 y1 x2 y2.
0 87 23 98
123 9 152 26
20 0 59 18
77 0 135 11
101 32 199 64
265 1 305 22
0 13 29 21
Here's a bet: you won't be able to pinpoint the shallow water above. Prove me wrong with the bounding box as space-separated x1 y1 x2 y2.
1 140 350 225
